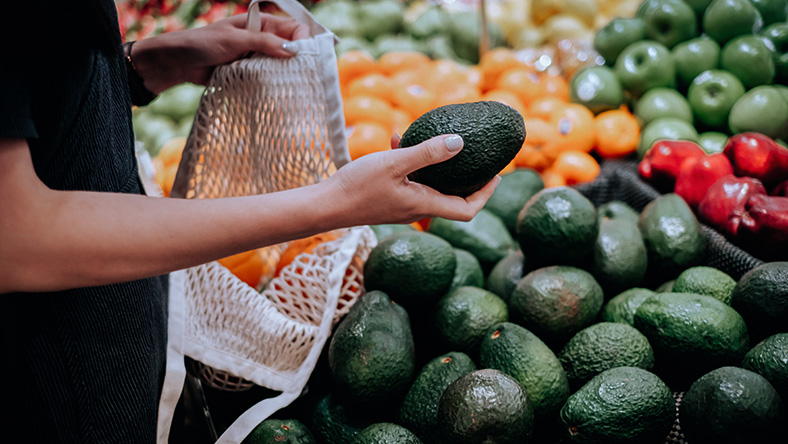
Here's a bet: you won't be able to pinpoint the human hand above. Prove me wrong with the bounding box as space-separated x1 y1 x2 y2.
132 10 310 93
325 134 501 227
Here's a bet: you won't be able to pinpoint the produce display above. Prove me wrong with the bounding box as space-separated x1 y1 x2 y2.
119 1 788 443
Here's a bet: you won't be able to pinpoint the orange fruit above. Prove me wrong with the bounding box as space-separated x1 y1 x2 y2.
434 82 482 108
429 59 477 86
482 89 529 119
391 83 437 121
541 168 568 188
347 121 391 160
539 74 570 102
529 96 567 120
551 150 601 185
337 50 377 85
377 51 431 76
275 232 339 277
593 107 641 158
479 47 527 92
155 163 178 197
549 103 596 153
495 66 544 106
156 136 187 168
390 108 413 137
514 117 560 170
344 95 394 128
218 249 265 289
347 72 394 104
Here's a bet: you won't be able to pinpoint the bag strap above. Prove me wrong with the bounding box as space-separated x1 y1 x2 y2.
246 0 333 39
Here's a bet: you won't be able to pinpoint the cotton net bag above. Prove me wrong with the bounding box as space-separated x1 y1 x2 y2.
156 1 377 442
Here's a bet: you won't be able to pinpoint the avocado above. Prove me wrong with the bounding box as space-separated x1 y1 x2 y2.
680 366 784 444
731 261 788 341
328 290 415 407
638 193 707 281
363 230 456 311
516 187 599 267
350 423 422 444
596 200 640 226
429 209 516 269
479 322 570 419
398 101 525 197
368 223 415 242
591 218 648 296
672 265 736 305
509 266 604 349
559 366 675 444
485 249 527 304
634 292 750 389
437 369 534 444
601 287 656 326
742 332 788 399
242 419 316 444
483 168 544 236
309 392 377 444
433 286 509 358
399 351 477 443
557 322 655 389
449 248 485 291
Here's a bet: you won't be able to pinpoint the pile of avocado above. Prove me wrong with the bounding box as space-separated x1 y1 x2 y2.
237 183 786 444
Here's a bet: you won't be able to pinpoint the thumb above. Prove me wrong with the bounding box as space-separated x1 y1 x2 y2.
390 134 464 176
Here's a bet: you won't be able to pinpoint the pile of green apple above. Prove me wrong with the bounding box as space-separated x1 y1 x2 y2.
309 0 504 64
569 0 788 157
132 83 205 156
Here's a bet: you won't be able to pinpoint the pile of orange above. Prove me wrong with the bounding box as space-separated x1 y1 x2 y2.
338 47 642 187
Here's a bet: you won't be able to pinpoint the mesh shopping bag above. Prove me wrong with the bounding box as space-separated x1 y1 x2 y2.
155 1 377 442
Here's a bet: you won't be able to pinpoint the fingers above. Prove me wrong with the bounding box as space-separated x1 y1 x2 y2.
260 14 310 41
420 174 501 222
386 134 464 177
227 12 310 57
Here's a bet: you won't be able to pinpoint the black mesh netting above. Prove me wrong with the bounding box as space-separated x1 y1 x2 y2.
573 159 765 281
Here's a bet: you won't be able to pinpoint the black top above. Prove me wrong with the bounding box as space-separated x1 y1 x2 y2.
1 2 168 442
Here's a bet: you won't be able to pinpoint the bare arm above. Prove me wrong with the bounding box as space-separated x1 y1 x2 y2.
0 136 498 294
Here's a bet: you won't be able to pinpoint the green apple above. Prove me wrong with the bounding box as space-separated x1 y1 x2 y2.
703 0 764 47
638 0 699 49
750 0 788 26
762 22 788 84
357 0 406 41
614 40 676 97
637 116 700 158
720 35 776 89
729 86 788 139
569 65 624 114
634 87 694 126
683 0 714 17
671 37 720 88
697 131 729 154
687 69 746 129
593 17 646 66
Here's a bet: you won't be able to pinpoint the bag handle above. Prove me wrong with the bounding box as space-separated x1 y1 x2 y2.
246 0 331 38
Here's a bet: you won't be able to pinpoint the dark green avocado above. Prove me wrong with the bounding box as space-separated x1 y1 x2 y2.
398 101 526 197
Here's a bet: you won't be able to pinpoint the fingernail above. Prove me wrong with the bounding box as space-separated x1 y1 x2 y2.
282 41 298 54
445 135 463 152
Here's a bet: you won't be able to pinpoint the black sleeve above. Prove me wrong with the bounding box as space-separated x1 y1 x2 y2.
0 69 39 140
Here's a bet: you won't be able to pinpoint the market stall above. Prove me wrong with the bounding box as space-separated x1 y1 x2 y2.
120 1 788 443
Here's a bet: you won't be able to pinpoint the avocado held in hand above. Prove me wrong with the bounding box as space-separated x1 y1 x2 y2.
398 101 526 197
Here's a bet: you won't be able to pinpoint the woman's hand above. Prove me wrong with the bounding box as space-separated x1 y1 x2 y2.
131 11 309 93
324 134 501 227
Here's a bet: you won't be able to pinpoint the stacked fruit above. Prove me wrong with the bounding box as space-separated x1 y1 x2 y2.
569 0 788 157
238 183 787 444
339 46 648 188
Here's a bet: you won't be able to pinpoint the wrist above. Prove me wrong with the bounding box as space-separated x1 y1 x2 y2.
123 41 158 106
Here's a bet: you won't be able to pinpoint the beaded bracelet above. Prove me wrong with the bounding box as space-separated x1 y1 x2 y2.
123 41 157 106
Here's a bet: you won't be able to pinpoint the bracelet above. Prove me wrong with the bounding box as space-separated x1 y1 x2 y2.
123 41 157 106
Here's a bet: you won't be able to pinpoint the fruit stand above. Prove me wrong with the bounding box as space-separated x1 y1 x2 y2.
120 1 787 443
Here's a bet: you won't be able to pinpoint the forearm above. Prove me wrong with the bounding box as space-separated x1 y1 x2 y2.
1 176 345 294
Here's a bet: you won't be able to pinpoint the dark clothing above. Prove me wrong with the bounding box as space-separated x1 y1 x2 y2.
1 2 168 442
